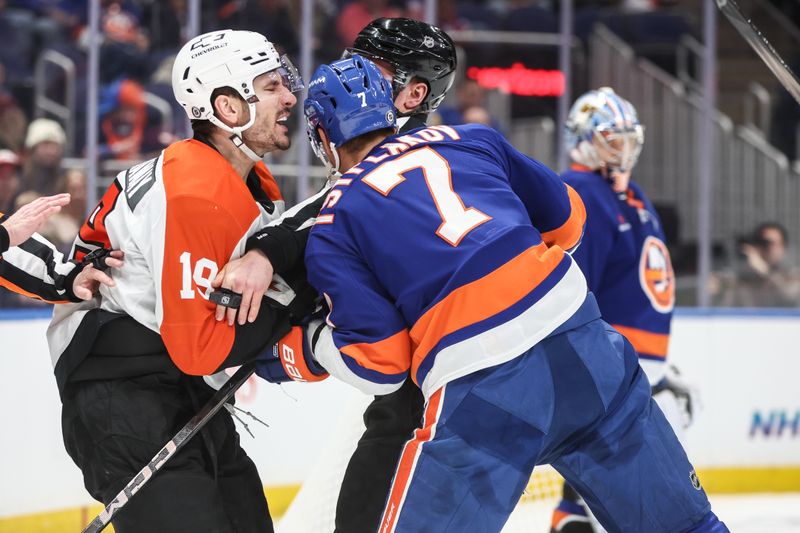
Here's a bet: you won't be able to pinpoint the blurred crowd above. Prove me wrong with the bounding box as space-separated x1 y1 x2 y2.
710 222 800 308
2 0 798 309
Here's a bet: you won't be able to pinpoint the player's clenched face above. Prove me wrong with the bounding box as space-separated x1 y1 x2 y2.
243 70 297 153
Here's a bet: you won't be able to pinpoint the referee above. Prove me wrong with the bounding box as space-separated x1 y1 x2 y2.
1 193 121 302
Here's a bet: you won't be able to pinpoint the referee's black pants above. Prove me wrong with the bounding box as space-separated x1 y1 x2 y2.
335 377 425 533
62 370 272 533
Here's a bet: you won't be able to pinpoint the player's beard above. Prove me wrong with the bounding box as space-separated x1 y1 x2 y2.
274 128 291 151
244 121 291 154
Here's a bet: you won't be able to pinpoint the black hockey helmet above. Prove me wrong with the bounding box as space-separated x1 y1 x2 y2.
346 18 457 114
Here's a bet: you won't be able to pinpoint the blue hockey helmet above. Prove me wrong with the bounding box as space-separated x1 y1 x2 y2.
305 54 396 175
565 87 644 173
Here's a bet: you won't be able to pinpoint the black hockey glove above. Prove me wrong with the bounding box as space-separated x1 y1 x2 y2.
80 248 114 271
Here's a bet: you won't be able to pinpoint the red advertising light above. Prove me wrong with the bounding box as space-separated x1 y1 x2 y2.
466 63 565 97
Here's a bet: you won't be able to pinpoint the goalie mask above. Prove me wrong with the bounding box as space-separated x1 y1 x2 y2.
172 29 304 161
565 87 644 174
305 55 397 178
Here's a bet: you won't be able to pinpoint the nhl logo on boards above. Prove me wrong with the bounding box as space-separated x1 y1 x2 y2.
690 470 702 490
423 36 435 48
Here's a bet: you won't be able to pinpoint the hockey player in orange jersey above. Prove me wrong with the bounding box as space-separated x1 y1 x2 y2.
48 29 306 532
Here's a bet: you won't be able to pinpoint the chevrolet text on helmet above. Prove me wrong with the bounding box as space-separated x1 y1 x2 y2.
172 29 304 161
565 87 645 173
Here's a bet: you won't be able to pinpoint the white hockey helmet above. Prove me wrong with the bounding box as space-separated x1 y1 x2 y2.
565 87 644 173
172 29 304 159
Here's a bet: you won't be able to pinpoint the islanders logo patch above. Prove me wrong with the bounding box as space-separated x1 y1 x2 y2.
639 236 675 313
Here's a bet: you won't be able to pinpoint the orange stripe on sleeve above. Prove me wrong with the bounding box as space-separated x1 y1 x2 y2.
380 388 444 533
612 324 669 358
540 185 586 251
340 330 412 375
409 244 563 375
0 276 68 304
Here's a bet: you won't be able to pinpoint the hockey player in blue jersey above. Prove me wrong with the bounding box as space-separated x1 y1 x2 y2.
259 56 727 532
551 87 695 533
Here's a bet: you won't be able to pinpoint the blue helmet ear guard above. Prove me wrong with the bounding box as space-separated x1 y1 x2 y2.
305 54 397 175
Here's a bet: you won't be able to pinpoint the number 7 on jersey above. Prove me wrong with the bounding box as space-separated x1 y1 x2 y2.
362 147 491 246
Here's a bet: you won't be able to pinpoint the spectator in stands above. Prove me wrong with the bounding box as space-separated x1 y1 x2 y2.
22 118 66 197
0 149 21 214
40 0 88 41
0 0 35 87
714 222 800 307
432 0 472 32
336 0 404 49
99 2 150 84
217 0 300 57
142 0 187 55
98 78 147 160
0 63 28 153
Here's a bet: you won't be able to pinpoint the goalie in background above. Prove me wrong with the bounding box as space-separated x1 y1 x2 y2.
262 55 727 533
551 87 696 532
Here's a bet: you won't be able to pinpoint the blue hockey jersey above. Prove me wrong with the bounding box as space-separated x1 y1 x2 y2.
562 166 674 384
306 124 588 397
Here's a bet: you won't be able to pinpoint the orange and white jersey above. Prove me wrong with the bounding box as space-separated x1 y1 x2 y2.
48 138 285 378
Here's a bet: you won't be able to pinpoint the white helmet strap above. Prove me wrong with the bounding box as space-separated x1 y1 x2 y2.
326 141 342 179
229 132 262 162
207 101 262 162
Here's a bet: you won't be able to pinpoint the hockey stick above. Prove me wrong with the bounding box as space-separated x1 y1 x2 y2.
81 362 256 533
716 0 800 104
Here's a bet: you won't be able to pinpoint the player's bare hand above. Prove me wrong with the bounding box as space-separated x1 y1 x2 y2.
2 193 70 247
72 250 125 301
211 249 274 326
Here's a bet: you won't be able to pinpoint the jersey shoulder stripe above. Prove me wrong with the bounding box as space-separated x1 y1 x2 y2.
540 185 585 251
255 162 283 202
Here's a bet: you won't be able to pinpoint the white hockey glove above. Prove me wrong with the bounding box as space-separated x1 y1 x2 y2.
651 364 697 429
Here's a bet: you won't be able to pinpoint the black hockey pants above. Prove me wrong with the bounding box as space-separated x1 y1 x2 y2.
335 377 425 533
62 370 272 533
